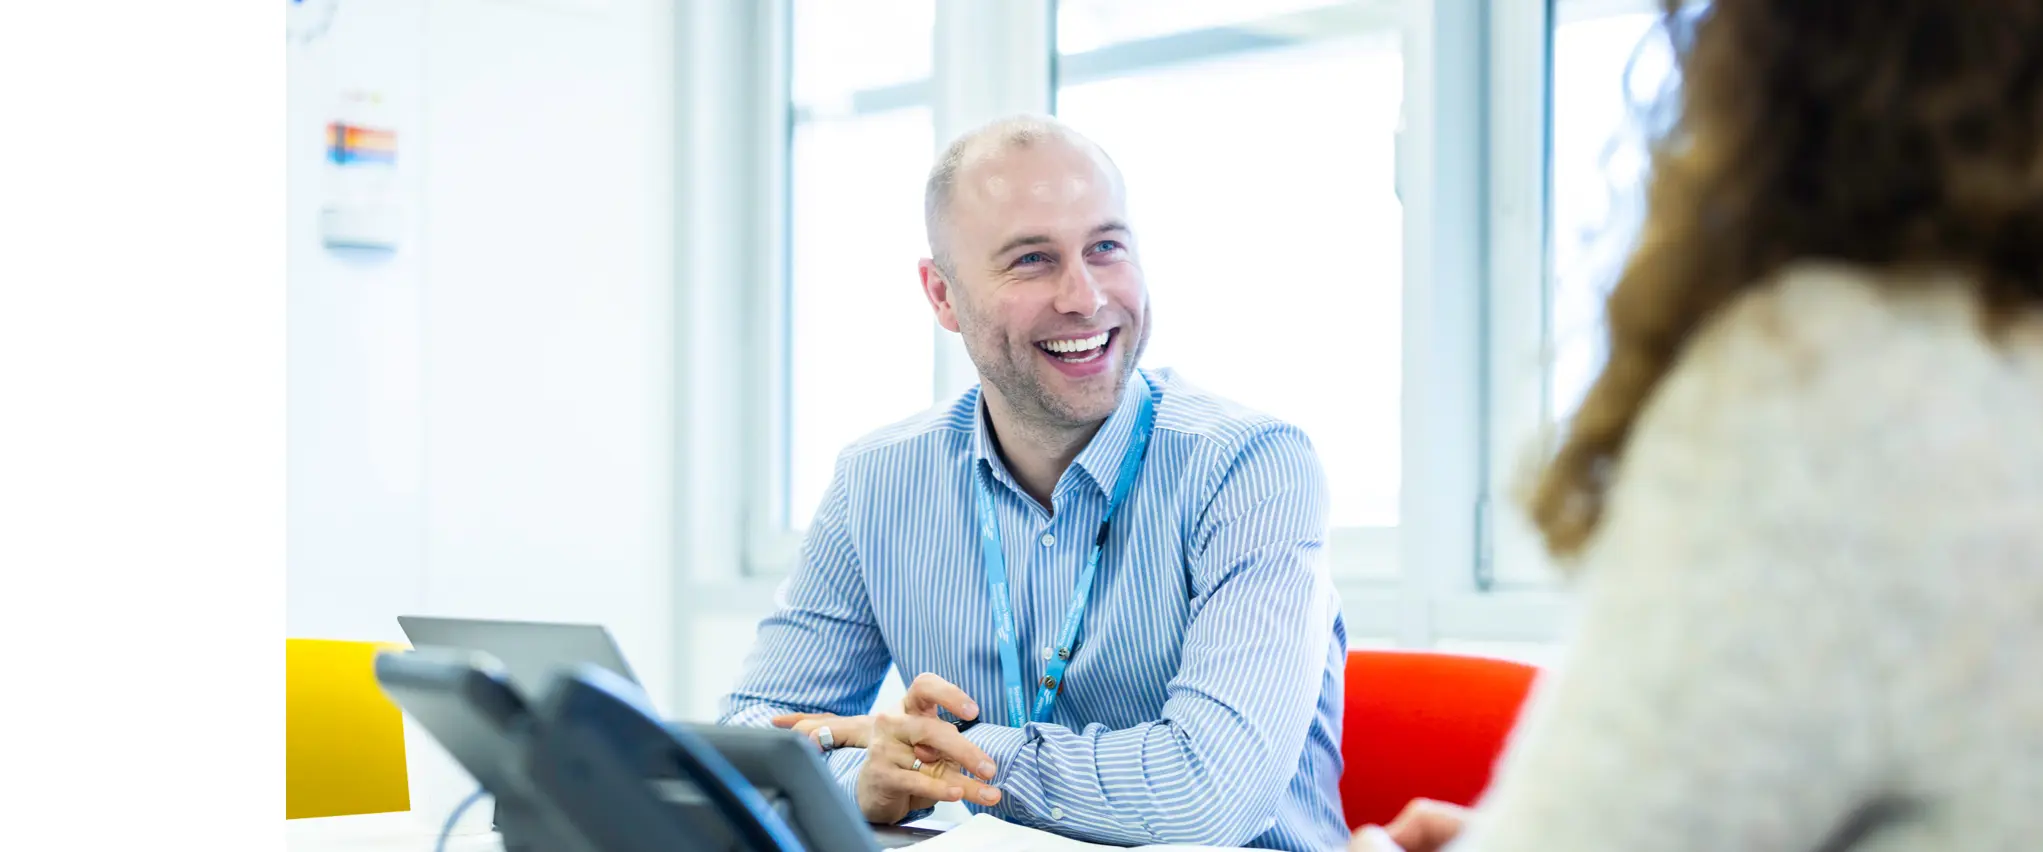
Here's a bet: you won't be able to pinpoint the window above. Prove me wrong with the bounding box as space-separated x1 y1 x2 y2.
1055 0 1355 54
1482 0 1683 588
1547 0 1680 421
785 0 938 531
1054 0 1404 536
730 0 1590 653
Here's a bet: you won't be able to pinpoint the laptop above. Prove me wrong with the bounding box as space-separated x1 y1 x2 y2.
395 615 644 704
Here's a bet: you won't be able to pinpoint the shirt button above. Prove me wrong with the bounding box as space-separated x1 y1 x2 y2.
1050 807 1065 821
1039 533 1056 547
1041 646 1053 661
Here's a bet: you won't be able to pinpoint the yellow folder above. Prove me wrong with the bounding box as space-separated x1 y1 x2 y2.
285 638 412 819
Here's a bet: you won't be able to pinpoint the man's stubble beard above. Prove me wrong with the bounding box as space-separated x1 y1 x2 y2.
959 301 1151 432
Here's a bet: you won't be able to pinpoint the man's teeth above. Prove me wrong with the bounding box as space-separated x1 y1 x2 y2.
1038 331 1111 354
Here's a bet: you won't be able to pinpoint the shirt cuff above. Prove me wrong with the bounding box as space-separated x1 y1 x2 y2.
826 745 869 802
965 722 1030 775
963 723 1041 823
719 703 781 727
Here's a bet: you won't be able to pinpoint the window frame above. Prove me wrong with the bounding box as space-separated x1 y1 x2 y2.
747 0 949 574
1486 0 1671 589
1484 0 1560 592
745 0 801 575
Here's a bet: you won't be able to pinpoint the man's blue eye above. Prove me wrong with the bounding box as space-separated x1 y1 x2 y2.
1092 240 1124 253
1016 251 1051 265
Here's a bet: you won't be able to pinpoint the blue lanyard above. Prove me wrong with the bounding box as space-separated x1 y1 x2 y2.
972 388 1155 729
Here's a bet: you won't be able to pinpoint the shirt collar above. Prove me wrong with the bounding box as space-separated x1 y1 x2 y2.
972 369 1154 502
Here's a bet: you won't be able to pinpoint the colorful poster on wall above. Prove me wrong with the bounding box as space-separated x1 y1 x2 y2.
290 0 411 258
321 89 404 253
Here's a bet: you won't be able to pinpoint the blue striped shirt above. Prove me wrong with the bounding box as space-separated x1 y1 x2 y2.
720 368 1349 851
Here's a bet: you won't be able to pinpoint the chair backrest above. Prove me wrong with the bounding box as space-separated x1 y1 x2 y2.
1338 649 1539 829
286 637 413 819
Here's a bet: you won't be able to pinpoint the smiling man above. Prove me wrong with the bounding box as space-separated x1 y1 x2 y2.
719 115 1349 851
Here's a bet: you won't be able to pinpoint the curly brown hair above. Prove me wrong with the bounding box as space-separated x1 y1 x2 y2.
1530 0 2043 558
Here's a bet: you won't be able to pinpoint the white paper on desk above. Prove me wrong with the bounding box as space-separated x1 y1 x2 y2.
906 813 1249 852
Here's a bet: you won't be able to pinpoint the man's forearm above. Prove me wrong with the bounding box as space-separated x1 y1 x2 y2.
719 693 830 727
964 715 1290 848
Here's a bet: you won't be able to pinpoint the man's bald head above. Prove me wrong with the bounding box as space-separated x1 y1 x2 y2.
923 114 1122 276
912 113 1148 439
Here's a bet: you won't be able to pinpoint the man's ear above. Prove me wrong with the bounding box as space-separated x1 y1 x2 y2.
919 258 962 333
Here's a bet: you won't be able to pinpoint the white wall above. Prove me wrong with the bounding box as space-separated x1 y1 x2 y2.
286 0 429 652
413 0 676 709
286 0 676 828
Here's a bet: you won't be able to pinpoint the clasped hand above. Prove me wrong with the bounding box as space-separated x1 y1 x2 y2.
1349 798 1470 852
772 673 1005 824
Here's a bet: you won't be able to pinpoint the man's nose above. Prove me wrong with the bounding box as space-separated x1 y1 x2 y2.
1052 263 1107 318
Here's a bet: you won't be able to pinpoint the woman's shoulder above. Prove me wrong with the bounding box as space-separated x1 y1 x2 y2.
1600 261 2043 571
1643 261 2043 449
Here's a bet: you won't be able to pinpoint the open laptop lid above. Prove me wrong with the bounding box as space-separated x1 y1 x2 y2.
396 615 641 703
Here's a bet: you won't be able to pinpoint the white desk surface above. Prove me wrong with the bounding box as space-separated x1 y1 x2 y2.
287 812 500 852
285 810 964 851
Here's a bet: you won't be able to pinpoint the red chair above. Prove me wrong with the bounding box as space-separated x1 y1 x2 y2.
1338 649 1541 830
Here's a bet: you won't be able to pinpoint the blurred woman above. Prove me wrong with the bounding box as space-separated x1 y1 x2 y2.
1358 1 2043 849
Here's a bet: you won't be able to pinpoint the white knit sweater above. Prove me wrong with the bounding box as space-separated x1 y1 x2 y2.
1448 263 2043 851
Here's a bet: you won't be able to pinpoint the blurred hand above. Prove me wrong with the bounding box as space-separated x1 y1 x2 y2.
1349 825 1405 852
1375 798 1470 852
772 711 874 750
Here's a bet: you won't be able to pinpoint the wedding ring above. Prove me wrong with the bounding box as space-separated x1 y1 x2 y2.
815 726 835 749
910 758 924 772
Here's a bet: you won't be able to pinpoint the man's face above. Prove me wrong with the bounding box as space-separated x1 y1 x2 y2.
921 138 1149 429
